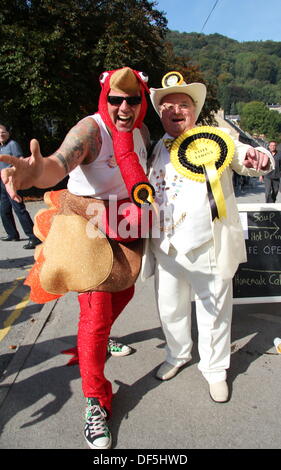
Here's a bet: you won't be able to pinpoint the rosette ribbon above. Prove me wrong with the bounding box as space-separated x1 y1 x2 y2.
169 126 235 220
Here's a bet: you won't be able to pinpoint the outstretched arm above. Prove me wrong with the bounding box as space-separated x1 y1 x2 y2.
243 147 270 171
231 140 274 177
0 117 102 201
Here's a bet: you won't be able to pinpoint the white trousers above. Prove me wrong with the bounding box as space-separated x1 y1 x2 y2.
152 239 233 384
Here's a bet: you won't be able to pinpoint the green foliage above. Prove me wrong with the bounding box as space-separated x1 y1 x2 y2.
239 101 281 140
0 2 222 154
0 0 168 153
166 31 281 114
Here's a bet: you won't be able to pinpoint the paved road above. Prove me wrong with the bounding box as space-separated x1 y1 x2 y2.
0 201 45 378
0 182 281 454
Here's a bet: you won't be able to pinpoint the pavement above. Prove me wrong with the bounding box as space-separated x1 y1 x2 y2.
0 180 281 454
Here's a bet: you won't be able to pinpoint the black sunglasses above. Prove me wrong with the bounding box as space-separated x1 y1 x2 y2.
107 95 142 106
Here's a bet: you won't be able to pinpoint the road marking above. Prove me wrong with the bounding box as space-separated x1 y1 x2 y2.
0 275 31 342
0 292 31 342
0 276 25 308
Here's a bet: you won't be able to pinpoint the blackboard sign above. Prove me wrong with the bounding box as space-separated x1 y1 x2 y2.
233 203 281 304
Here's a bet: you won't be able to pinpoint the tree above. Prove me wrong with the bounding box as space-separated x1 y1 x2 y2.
0 0 167 154
239 101 281 140
165 30 281 112
234 53 257 81
264 109 281 140
219 84 252 114
0 2 222 158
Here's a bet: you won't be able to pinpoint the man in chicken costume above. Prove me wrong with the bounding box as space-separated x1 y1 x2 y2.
0 67 155 449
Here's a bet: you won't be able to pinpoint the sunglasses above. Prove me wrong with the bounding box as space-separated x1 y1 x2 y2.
107 95 142 106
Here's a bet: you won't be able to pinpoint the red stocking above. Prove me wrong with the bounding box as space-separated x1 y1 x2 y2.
61 285 135 365
111 285 135 324
77 291 113 414
74 286 135 415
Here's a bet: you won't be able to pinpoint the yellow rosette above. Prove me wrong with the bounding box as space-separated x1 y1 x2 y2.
170 126 235 220
132 182 155 206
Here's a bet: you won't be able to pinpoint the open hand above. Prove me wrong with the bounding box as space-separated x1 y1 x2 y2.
0 139 44 202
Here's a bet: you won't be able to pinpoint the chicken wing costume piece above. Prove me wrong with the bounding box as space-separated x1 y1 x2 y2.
24 68 155 415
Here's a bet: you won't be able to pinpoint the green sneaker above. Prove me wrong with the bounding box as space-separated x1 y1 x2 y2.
107 338 132 357
84 398 112 449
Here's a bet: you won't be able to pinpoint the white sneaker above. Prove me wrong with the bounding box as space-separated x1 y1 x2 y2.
155 361 181 381
209 381 229 403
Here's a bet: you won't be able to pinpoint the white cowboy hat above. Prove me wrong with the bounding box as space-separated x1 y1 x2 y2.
150 71 207 121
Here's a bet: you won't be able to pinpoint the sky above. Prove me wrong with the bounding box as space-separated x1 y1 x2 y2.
154 0 281 42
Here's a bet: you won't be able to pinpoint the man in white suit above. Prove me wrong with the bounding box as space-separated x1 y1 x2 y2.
143 72 273 402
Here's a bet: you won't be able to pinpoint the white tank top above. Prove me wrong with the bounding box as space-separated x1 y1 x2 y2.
67 113 147 199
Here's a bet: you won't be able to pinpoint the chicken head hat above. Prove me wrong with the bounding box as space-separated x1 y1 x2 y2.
98 66 155 209
150 71 207 122
98 67 149 131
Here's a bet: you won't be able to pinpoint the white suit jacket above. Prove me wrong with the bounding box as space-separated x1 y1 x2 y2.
141 130 274 281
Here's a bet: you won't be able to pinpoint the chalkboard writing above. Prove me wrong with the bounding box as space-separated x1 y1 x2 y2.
233 203 281 303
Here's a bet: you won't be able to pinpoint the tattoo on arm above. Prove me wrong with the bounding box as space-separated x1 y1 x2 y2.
54 152 69 174
53 133 86 174
81 120 102 165
53 118 102 174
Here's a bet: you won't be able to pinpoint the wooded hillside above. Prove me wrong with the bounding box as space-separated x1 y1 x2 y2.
166 31 281 114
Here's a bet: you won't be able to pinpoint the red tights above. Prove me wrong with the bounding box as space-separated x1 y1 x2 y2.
77 286 134 415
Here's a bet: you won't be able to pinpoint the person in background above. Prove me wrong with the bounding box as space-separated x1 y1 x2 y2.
142 71 274 404
260 140 281 202
0 124 41 249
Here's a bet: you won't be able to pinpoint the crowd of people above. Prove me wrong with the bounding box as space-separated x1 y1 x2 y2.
0 67 275 449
